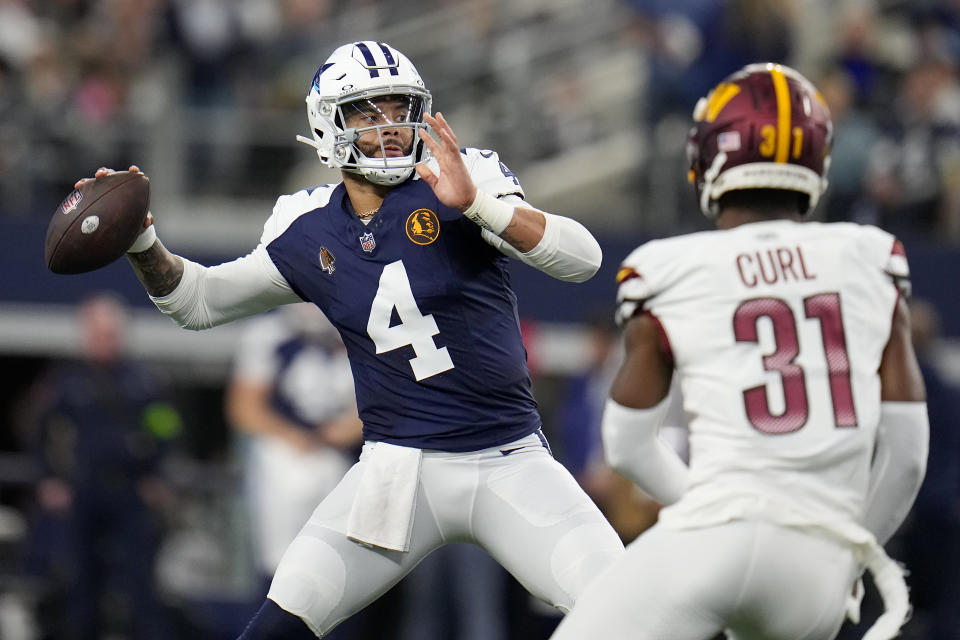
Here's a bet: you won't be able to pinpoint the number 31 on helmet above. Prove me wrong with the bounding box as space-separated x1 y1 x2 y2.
686 63 833 219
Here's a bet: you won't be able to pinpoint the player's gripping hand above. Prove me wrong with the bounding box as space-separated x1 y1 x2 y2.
74 165 156 253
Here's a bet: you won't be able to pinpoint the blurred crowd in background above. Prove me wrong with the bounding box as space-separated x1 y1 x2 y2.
0 0 959 639
0 0 958 239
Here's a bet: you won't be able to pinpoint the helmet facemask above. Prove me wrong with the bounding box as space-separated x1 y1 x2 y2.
297 41 433 186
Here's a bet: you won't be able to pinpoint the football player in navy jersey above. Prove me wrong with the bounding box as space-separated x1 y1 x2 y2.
77 41 624 639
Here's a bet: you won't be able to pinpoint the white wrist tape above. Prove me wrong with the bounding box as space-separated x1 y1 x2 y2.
462 189 514 235
127 224 157 253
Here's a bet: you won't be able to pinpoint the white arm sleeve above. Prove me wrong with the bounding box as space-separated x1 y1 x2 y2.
482 196 602 283
601 395 689 505
862 401 929 545
150 245 302 330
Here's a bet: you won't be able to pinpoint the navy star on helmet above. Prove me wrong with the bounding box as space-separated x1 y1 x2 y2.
297 41 432 186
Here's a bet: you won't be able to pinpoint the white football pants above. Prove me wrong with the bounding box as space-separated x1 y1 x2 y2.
267 431 625 637
551 519 859 640
244 437 352 574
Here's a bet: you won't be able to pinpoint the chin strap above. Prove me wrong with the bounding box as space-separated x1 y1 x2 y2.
700 151 728 218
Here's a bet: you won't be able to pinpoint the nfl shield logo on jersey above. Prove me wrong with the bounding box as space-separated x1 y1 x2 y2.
359 231 376 253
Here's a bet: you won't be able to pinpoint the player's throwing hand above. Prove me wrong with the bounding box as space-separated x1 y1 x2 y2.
416 112 477 212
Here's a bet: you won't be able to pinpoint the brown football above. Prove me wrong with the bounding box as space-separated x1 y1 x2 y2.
44 171 150 274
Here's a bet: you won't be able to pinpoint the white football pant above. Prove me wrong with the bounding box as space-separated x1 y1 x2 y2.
551 519 858 640
268 431 625 637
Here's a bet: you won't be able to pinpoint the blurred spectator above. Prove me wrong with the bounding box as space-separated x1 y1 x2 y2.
895 298 960 640
556 313 663 545
816 65 881 224
557 313 620 480
227 303 406 639
226 305 513 640
624 0 796 124
397 542 510 640
21 292 182 640
837 297 960 640
863 56 960 241
225 303 362 595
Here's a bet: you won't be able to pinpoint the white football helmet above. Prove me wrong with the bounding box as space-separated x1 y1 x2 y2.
297 41 432 186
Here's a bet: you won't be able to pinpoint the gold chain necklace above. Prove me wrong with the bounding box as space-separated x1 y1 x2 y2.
357 206 380 219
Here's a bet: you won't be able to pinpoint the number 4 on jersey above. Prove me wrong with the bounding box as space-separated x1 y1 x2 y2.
367 261 455 381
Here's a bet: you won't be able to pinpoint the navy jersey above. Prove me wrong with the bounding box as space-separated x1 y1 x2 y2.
263 150 541 451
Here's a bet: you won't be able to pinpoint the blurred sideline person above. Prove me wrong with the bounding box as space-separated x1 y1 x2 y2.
225 303 362 593
397 542 509 640
76 40 623 639
552 63 929 640
228 304 512 639
24 292 181 640
557 313 664 544
877 298 960 640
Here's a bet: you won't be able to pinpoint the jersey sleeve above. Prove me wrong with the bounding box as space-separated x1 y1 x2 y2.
462 147 526 199
886 238 911 298
614 243 662 326
261 185 337 245
149 190 331 330
857 225 912 298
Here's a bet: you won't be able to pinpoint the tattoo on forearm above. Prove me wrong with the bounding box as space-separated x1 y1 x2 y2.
125 241 184 297
500 207 545 253
500 223 536 253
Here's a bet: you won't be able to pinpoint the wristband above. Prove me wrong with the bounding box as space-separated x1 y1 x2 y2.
127 224 157 253
462 189 514 235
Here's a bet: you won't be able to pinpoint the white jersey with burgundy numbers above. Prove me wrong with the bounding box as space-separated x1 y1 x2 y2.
615 220 909 532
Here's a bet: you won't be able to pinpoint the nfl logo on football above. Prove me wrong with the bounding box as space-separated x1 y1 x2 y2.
359 231 376 253
61 190 83 214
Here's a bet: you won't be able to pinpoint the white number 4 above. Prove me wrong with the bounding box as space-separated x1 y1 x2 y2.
367 261 455 381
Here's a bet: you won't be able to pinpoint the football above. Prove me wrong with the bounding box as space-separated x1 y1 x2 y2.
44 170 150 274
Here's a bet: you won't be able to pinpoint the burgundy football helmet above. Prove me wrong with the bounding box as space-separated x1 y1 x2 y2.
687 63 833 218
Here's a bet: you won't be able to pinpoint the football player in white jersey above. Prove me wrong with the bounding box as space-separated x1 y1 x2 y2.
76 41 624 638
551 63 929 640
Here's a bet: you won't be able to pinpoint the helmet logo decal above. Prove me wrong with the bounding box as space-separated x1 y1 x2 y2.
718 131 741 153
312 63 334 88
359 231 376 253
318 247 336 274
405 209 440 245
377 42 398 70
702 83 741 122
354 41 400 78
770 66 792 163
616 266 641 285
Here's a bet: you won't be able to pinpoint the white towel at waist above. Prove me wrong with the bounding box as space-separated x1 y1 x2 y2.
346 441 422 552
